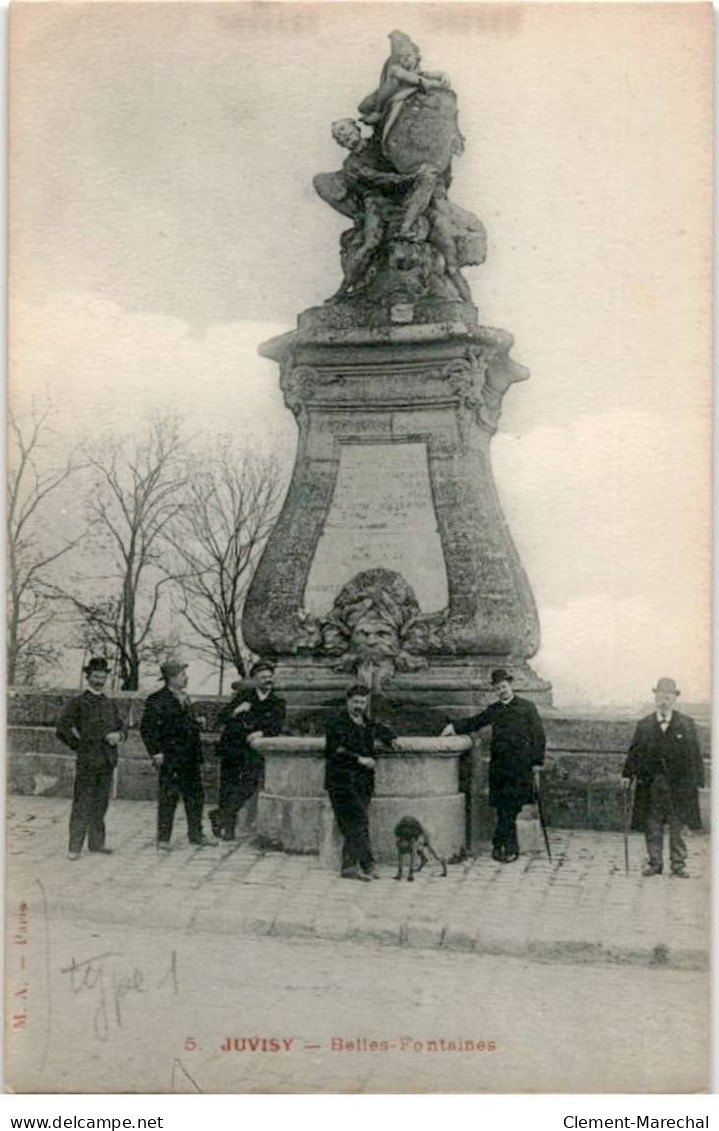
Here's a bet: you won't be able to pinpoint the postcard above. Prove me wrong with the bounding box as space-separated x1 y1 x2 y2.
6 2 712 1094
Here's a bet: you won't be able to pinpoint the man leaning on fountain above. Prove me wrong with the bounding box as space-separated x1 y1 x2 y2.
209 659 286 842
442 669 546 863
324 684 397 881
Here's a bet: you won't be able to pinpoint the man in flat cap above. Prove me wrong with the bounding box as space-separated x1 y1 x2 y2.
442 668 546 863
56 657 126 860
324 683 397 881
622 677 704 878
209 660 286 841
140 659 215 850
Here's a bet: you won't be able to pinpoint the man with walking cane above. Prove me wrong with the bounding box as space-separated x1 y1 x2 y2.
442 669 547 862
622 677 704 878
622 775 637 876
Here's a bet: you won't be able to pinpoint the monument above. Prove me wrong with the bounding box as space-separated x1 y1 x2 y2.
243 30 551 724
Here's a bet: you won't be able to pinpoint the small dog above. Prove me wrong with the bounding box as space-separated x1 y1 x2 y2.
394 816 447 882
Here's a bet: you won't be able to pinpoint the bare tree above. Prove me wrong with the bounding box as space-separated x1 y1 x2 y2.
165 439 285 691
7 406 83 685
56 416 187 690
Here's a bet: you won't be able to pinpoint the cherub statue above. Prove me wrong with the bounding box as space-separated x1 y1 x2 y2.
358 30 452 145
312 33 482 307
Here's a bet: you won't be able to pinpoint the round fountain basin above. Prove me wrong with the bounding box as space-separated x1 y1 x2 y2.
254 734 471 862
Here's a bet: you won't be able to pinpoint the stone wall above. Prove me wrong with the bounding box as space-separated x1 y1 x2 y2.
6 689 710 840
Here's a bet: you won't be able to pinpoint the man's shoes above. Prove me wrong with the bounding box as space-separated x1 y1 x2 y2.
491 847 506 863
67 851 81 861
191 835 218 848
208 810 222 838
89 847 114 855
671 865 689 879
504 851 519 863
341 866 372 882
157 842 172 853
362 867 381 880
642 862 663 877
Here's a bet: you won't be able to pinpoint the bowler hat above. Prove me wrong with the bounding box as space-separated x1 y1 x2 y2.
84 657 109 676
250 659 276 677
653 677 680 696
160 658 188 681
491 668 513 686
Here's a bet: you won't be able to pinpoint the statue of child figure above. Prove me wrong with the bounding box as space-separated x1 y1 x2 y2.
358 30 452 145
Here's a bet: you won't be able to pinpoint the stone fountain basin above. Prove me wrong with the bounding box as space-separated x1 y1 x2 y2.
253 734 471 862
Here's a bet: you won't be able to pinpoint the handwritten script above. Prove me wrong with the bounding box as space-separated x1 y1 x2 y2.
60 949 179 1042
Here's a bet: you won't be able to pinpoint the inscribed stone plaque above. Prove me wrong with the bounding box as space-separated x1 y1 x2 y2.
304 442 448 614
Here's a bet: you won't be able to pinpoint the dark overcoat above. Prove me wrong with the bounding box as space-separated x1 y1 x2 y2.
623 711 704 830
57 690 125 769
140 687 203 770
217 690 286 762
324 711 395 799
453 695 546 807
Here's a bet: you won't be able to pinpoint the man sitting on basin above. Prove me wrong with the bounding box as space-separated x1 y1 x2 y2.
324 684 397 882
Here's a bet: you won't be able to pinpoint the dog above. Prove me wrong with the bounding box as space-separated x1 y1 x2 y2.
394 816 447 881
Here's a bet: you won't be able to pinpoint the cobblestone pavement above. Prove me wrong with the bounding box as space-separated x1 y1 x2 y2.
7 797 710 970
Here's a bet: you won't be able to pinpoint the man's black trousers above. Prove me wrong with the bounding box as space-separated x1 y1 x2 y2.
210 754 263 839
493 799 523 855
157 763 204 844
69 757 114 853
327 783 374 872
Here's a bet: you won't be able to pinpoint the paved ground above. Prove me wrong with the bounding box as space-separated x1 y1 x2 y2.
5 921 710 1094
7 797 710 970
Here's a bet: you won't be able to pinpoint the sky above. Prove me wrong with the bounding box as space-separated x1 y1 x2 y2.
10 2 712 706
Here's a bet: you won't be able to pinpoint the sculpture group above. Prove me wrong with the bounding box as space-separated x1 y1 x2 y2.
314 31 486 308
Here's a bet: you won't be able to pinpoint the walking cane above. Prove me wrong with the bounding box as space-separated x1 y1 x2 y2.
535 768 552 862
623 778 637 876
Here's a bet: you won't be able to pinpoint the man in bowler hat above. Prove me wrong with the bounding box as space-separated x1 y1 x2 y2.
140 659 215 850
56 657 126 860
209 660 286 841
622 677 704 877
442 668 546 862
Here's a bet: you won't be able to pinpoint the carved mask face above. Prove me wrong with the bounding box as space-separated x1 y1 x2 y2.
350 617 400 660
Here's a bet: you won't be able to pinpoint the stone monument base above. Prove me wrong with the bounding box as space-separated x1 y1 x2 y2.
272 662 553 735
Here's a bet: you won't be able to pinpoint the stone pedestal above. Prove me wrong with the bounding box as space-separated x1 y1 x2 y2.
255 734 470 862
242 313 550 706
